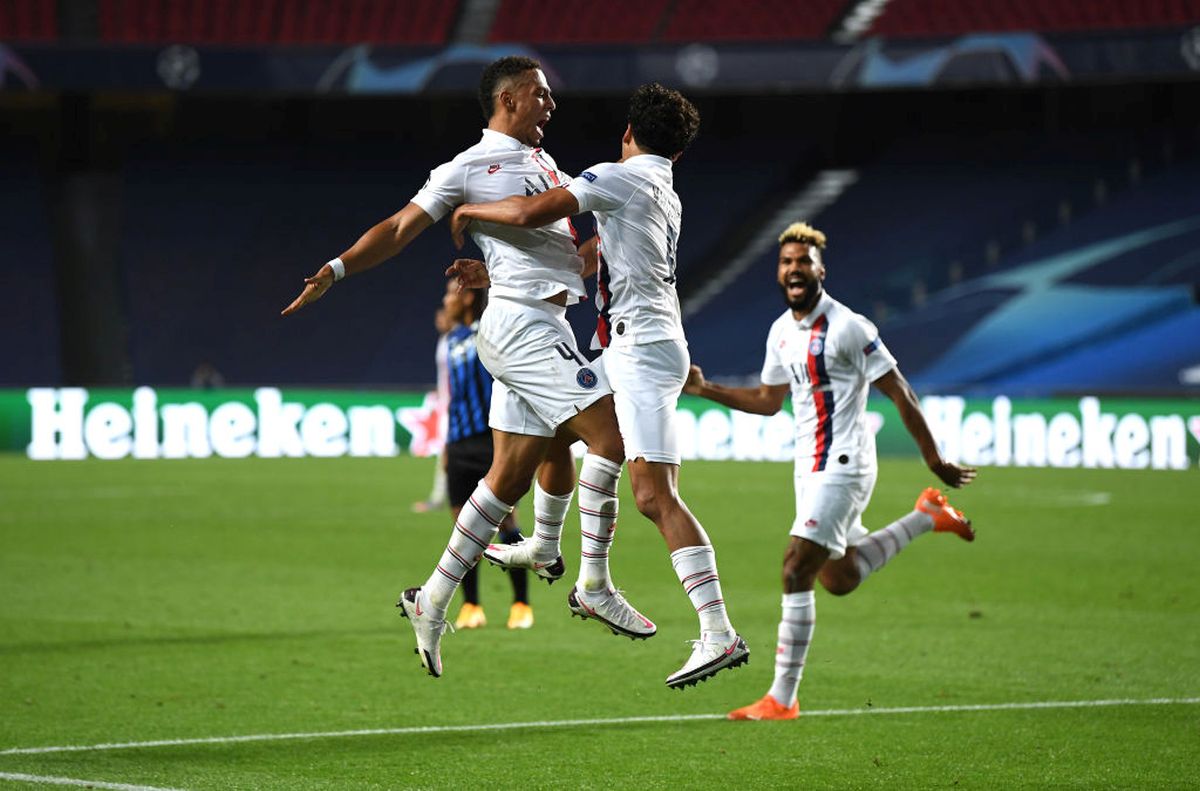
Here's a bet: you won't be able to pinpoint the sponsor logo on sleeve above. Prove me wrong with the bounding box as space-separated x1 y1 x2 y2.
487 163 502 174
580 171 598 182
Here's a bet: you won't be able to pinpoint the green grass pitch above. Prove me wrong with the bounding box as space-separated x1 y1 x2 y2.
1 454 1197 789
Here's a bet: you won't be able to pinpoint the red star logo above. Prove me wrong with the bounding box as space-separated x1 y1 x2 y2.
397 392 445 457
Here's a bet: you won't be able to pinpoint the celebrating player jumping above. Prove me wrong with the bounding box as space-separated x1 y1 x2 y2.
283 56 656 679
449 83 749 689
685 222 977 719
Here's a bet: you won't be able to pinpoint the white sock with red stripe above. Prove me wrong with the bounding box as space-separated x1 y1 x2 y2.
670 545 734 638
423 481 512 616
852 511 933 582
767 591 815 707
576 454 621 595
531 482 573 563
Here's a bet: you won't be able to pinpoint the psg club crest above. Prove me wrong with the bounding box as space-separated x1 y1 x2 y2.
576 368 599 389
809 338 825 355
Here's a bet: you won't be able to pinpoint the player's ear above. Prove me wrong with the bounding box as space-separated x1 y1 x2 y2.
622 124 633 145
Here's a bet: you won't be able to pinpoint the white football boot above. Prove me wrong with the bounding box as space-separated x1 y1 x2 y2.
396 587 452 678
567 586 657 639
482 539 566 584
666 632 749 689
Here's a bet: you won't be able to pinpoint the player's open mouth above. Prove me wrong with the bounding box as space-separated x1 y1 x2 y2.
786 278 807 298
536 115 550 132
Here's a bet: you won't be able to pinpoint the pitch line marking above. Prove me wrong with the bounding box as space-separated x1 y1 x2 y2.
0 772 184 790
1 697 1196 757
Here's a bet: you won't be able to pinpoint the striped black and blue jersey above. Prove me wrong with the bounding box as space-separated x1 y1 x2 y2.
446 321 493 444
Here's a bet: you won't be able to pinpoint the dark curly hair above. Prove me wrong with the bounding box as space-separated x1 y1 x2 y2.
478 56 542 121
627 83 700 158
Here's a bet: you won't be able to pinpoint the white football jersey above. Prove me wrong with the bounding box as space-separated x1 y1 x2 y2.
565 155 685 349
411 129 586 304
761 293 897 478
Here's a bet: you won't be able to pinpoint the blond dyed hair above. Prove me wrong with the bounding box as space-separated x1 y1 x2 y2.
778 222 827 249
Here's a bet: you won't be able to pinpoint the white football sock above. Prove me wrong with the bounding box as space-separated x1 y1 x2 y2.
852 510 933 581
576 454 621 594
423 481 511 615
532 482 573 562
670 544 734 638
768 591 815 707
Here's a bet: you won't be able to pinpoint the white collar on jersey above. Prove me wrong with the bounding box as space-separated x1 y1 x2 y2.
794 292 833 329
480 128 530 151
623 153 674 171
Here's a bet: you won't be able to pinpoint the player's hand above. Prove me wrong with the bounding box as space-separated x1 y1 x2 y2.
281 264 336 316
683 364 707 395
445 258 490 290
450 205 474 250
930 460 977 489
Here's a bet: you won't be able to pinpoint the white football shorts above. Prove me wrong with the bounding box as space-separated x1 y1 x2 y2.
604 338 688 465
477 295 611 438
789 471 877 559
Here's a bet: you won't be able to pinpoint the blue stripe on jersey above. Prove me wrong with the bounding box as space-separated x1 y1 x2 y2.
446 323 492 443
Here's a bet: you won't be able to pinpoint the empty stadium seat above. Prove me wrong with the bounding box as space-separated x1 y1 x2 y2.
871 0 1200 38
97 0 458 46
489 0 669 45
0 0 56 42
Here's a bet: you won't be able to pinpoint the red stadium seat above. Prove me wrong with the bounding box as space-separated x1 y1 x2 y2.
96 0 459 45
0 0 57 41
661 0 846 42
871 0 1200 38
489 0 670 44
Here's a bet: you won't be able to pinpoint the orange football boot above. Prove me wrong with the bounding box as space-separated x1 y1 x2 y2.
915 487 974 542
454 602 487 629
507 602 534 630
727 694 799 721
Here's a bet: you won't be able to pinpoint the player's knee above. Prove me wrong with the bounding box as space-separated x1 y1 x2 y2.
782 542 824 591
781 564 817 592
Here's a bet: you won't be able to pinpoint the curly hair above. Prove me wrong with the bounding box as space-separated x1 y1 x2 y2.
627 83 700 158
477 56 542 121
778 222 827 249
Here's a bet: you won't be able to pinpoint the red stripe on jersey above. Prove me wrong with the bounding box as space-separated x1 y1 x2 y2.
531 149 560 186
806 315 833 472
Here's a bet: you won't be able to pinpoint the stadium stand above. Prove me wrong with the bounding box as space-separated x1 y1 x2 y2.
683 128 1200 397
660 0 846 42
489 0 845 44
115 141 466 386
683 130 1130 375
870 0 1200 38
0 0 57 41
96 0 458 45
489 0 670 45
905 159 1200 394
0 150 61 386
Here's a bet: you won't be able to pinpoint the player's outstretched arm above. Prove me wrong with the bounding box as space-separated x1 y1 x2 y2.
450 188 580 249
873 368 977 488
281 203 435 316
683 364 789 416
